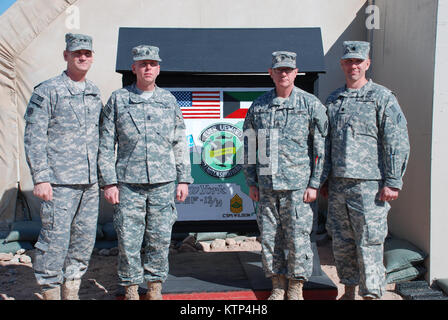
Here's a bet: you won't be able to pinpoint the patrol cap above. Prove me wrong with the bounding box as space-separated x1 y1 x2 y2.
271 51 297 69
132 45 162 62
65 33 93 52
341 41 370 60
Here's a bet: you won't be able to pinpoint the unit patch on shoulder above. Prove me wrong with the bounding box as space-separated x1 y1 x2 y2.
103 103 113 119
385 104 407 128
30 93 45 107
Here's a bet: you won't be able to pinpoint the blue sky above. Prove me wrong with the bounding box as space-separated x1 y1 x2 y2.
0 0 16 15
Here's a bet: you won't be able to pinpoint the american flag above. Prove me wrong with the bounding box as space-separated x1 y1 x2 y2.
171 91 221 119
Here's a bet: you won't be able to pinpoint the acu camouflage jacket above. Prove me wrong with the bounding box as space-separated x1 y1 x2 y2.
24 71 103 185
324 79 410 189
98 84 193 186
242 86 328 191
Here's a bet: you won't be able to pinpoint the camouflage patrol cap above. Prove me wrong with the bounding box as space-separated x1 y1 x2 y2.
132 45 162 62
341 41 370 60
65 33 93 52
271 51 297 69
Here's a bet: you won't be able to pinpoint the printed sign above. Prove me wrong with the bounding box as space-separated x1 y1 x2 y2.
175 183 256 221
199 123 244 179
170 88 270 221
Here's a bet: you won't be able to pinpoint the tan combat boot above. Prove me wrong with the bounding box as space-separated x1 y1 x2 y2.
267 275 287 300
339 285 356 300
124 284 140 300
145 281 163 300
42 287 61 300
62 279 81 300
287 279 304 300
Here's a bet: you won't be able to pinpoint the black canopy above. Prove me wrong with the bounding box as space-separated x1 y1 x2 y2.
116 27 326 74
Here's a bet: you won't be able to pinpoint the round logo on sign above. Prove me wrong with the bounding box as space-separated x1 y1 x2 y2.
199 123 244 178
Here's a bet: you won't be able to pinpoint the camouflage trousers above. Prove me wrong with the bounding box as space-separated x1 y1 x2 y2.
327 178 390 298
257 187 314 281
114 182 177 286
33 184 99 290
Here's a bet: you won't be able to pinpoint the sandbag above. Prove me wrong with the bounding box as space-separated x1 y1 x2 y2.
384 237 427 273
4 220 41 243
195 232 228 241
4 220 104 242
0 240 34 254
225 233 239 239
386 265 426 284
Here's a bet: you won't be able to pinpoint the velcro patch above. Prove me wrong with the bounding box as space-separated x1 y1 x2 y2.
30 93 44 107
26 107 34 117
24 105 39 123
385 104 398 118
386 104 407 128
103 104 113 119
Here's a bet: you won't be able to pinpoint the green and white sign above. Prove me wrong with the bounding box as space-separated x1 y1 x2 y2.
200 123 244 179
169 87 269 221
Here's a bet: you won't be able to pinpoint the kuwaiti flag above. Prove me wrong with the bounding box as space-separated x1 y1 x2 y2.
223 91 266 119
172 91 221 119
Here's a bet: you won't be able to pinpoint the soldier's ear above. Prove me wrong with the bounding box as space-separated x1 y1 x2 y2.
63 50 68 62
131 63 136 75
365 58 371 70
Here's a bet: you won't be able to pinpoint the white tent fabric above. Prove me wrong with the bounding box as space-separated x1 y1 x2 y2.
0 0 77 230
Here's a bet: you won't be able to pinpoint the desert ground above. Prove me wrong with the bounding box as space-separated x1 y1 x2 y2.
0 234 402 301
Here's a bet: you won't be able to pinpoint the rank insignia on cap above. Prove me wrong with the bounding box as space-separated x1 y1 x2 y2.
271 51 297 69
341 41 370 60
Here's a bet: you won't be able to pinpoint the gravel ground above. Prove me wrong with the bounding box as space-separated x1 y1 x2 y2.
0 236 403 300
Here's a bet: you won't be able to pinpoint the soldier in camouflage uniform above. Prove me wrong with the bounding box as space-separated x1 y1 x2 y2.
23 33 102 300
242 51 328 300
98 45 193 300
322 41 410 300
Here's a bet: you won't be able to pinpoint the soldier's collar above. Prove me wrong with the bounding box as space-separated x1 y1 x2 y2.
129 85 146 104
271 86 297 108
62 71 99 96
129 84 161 103
85 81 100 96
340 79 373 97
